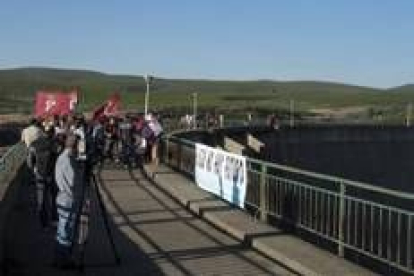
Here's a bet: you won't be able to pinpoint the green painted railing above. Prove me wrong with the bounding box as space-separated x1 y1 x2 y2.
161 135 414 274
0 142 27 200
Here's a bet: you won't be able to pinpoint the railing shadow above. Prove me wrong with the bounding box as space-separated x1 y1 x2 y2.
2 166 166 275
95 166 296 275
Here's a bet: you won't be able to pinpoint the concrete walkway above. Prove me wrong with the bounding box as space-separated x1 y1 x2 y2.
146 164 378 276
3 165 294 275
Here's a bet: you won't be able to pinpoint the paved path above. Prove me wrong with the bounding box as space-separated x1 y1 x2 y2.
145 164 378 276
3 166 294 275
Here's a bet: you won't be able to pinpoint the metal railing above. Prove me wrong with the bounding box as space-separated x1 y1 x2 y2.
161 135 414 274
0 142 27 198
161 117 267 133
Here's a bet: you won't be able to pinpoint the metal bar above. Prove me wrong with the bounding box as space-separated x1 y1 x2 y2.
408 215 412 269
370 205 374 254
178 142 183 171
315 190 319 231
266 177 272 214
307 188 311 228
333 195 338 239
298 185 302 225
310 189 314 230
362 202 366 251
387 210 392 262
327 194 331 237
354 201 358 247
279 180 283 217
294 184 299 227
321 193 325 235
164 136 170 164
338 182 346 257
397 212 401 265
259 163 268 222
379 208 383 258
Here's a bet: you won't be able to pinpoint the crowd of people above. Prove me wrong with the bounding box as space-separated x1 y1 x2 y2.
21 112 163 269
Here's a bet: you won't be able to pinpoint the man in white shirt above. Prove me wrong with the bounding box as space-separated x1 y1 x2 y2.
23 118 44 187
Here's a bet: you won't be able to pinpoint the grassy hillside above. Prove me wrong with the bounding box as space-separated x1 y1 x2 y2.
0 67 413 123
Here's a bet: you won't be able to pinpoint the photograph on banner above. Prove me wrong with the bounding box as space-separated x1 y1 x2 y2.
195 143 247 208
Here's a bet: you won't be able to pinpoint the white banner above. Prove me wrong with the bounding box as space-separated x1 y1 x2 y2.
195 143 247 208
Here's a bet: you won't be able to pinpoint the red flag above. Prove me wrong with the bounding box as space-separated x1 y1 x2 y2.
92 93 121 121
35 91 78 117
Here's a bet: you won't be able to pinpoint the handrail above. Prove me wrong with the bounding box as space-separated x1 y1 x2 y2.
164 135 414 201
163 118 414 274
162 134 414 274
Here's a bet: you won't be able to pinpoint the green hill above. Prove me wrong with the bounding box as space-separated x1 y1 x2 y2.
0 67 413 123
387 84 414 93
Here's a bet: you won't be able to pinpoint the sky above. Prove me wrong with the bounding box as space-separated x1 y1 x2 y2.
0 0 413 88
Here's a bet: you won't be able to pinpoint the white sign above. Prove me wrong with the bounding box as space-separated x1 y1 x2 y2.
195 143 247 208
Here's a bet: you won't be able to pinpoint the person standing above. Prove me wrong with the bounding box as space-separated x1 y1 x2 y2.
144 113 163 178
119 116 134 166
28 126 58 229
24 118 44 188
73 113 88 161
23 118 43 184
104 116 119 162
90 116 106 164
54 134 82 269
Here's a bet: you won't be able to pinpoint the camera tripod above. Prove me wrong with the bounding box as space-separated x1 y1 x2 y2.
74 166 121 271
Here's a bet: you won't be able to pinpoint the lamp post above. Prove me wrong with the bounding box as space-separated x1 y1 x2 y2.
192 92 198 129
144 74 152 116
406 102 412 127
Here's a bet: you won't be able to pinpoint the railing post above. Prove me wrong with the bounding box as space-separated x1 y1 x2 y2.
408 215 412 270
260 163 268 222
163 136 170 165
338 182 346 257
178 141 183 171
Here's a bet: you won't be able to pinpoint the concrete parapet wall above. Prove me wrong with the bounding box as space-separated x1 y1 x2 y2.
0 165 25 271
174 125 414 193
259 125 414 193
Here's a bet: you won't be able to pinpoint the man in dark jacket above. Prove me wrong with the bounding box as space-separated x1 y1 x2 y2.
28 126 58 229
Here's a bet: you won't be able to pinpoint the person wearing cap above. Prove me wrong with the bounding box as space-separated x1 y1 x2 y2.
53 134 82 268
